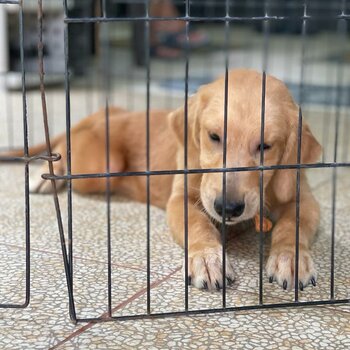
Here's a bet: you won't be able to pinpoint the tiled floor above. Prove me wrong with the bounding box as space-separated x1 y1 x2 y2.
0 27 350 349
0 154 350 349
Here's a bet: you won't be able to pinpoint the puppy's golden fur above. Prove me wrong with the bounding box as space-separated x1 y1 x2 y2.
4 69 322 291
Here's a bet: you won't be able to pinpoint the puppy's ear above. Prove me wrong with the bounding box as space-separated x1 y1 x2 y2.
272 108 322 203
168 89 208 150
300 123 323 164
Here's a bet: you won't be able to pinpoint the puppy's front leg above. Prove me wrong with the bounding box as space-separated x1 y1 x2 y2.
167 193 235 290
266 192 320 290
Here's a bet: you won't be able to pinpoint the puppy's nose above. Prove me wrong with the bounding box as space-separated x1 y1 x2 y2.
214 198 245 219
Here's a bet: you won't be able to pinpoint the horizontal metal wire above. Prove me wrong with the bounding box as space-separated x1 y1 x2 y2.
0 0 19 4
0 153 61 163
0 303 29 309
75 299 350 324
64 14 350 24
109 0 347 12
40 161 350 182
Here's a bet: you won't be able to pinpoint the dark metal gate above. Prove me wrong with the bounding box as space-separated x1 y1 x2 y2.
0 0 349 323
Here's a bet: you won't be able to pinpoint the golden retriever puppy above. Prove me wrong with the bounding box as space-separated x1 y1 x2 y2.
3 69 321 292
167 69 321 291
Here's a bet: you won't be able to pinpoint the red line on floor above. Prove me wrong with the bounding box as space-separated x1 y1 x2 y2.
1 241 158 273
49 266 181 349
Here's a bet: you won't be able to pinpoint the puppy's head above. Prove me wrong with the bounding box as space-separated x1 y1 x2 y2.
169 69 322 225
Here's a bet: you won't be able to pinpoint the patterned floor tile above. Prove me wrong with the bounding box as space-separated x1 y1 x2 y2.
54 307 350 350
0 248 77 350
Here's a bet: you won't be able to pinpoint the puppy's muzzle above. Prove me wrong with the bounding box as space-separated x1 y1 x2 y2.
214 197 245 220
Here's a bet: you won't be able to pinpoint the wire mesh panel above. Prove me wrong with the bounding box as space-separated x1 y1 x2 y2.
24 0 350 322
0 0 30 309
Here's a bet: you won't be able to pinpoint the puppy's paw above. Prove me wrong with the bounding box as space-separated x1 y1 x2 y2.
185 246 235 291
266 246 317 291
29 168 51 193
29 165 65 194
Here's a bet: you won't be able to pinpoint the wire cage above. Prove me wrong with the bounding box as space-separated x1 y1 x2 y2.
0 0 30 309
1 0 350 323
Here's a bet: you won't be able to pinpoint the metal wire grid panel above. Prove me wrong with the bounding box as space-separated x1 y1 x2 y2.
0 0 61 309
0 0 30 309
40 0 347 323
1 0 350 322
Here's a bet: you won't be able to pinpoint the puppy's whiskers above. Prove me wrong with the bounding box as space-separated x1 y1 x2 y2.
199 205 217 225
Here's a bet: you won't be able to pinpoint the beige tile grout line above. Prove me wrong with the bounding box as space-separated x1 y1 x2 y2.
49 267 182 350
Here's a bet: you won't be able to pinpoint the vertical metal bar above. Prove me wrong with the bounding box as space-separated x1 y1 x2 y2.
294 1 308 302
221 0 230 309
0 4 8 79
47 91 55 138
294 106 303 300
126 50 135 111
341 108 349 163
165 61 174 110
63 0 73 283
101 18 112 317
33 0 77 321
85 70 93 116
330 2 347 299
125 4 134 110
258 1 269 305
259 71 266 305
102 0 107 18
105 99 112 317
19 0 30 307
62 0 77 321
0 5 11 150
145 0 151 315
183 0 190 312
204 0 211 18
321 41 335 164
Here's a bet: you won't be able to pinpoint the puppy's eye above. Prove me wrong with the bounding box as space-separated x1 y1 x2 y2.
209 133 221 142
257 143 271 152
